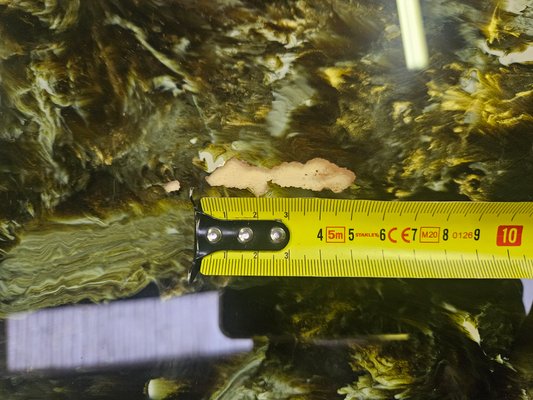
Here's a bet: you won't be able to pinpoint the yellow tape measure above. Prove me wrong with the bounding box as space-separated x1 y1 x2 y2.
196 198 533 279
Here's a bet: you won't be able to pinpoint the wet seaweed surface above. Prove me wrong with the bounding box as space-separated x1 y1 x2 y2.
1 0 532 399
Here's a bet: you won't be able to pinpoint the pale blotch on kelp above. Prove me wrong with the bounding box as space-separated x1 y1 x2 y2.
206 157 356 196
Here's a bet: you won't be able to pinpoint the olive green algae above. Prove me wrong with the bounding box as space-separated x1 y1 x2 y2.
1 0 533 399
0 198 194 317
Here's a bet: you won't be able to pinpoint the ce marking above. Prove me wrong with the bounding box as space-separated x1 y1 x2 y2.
388 227 398 243
387 227 417 243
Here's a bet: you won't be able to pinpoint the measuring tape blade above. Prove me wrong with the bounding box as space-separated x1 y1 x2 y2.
195 198 533 279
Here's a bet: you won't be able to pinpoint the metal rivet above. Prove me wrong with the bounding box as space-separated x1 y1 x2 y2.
270 226 286 244
206 227 222 243
237 227 254 243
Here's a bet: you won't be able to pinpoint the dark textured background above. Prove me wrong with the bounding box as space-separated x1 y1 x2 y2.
0 0 532 398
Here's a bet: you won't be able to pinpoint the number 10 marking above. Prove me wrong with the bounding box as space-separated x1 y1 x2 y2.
496 225 523 246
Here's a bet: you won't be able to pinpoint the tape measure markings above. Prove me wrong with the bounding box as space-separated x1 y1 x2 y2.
201 255 533 278
198 198 533 279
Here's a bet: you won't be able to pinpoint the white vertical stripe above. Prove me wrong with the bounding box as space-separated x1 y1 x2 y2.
396 0 429 70
522 279 533 315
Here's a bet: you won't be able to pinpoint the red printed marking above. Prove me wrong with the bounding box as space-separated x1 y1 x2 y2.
419 227 440 243
388 227 398 243
326 226 345 243
401 227 411 243
496 225 523 247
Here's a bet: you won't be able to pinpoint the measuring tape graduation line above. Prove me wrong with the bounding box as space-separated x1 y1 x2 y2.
193 198 533 279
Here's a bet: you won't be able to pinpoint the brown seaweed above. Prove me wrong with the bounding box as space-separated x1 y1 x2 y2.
1 0 532 398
